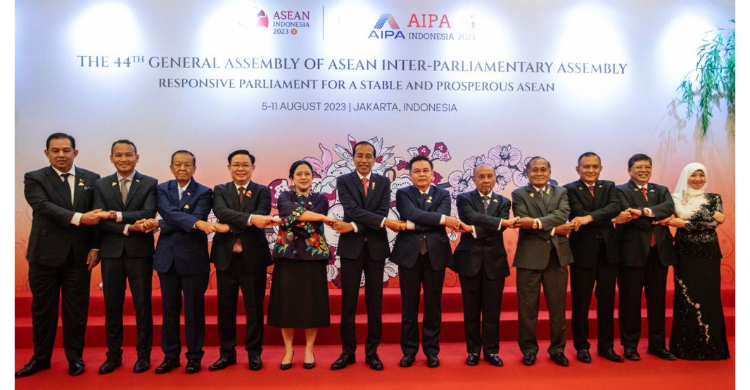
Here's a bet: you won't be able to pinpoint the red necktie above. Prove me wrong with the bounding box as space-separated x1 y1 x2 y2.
362 177 368 197
238 186 245 205
641 186 648 202
588 185 595 197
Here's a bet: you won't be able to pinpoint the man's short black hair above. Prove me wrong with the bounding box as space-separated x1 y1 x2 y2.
407 155 433 170
111 139 137 154
227 149 255 165
352 141 375 155
46 133 76 150
171 150 196 165
577 151 601 165
525 156 550 171
627 153 652 170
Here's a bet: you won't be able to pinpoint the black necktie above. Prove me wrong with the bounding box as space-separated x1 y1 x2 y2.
238 186 245 205
419 192 428 255
482 195 490 213
61 173 72 206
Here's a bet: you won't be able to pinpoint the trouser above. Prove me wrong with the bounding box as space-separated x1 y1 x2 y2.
216 254 266 357
459 265 505 356
158 265 209 361
399 253 446 357
570 245 618 351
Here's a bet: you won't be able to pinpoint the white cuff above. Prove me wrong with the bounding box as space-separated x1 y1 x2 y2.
440 215 446 224
123 224 130 236
535 218 542 229
247 214 254 226
351 222 359 233
116 211 123 223
497 220 503 230
71 212 82 226
644 208 653 217
406 221 416 230
380 218 386 228
550 227 556 237
471 225 477 238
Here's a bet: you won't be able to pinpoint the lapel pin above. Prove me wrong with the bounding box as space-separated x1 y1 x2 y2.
650 189 655 192
492 198 498 203
529 192 534 198
545 188 551 195
245 190 253 198
135 179 140 183
426 196 433 203
372 182 375 190
598 185 603 188
578 187 583 190
184 204 190 209
78 181 84 187
111 182 117 186
187 192 191 196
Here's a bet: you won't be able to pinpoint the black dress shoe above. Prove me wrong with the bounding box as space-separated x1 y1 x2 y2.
330 354 355 370
249 355 263 371
522 352 536 366
15 359 51 378
483 354 503 367
98 357 122 375
154 358 180 374
68 358 85 376
185 359 201 374
426 355 440 368
304 353 316 370
551 353 569 367
466 354 479 366
365 355 383 371
209 356 236 371
133 358 150 373
399 354 415 368
598 348 624 363
623 347 640 361
576 349 592 363
647 347 676 361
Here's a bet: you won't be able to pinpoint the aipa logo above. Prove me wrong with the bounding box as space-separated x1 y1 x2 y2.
369 13 405 39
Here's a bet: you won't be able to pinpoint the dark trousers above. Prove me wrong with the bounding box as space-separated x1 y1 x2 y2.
516 250 568 356
101 255 153 360
399 253 446 357
216 254 266 357
570 245 618 352
339 244 385 357
618 248 669 350
158 265 209 361
459 266 505 356
28 251 90 362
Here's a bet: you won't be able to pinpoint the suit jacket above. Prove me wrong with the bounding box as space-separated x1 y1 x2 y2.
335 172 391 261
153 179 212 275
563 179 620 268
93 171 157 259
511 183 573 270
453 190 511 279
24 166 100 267
210 181 272 272
391 185 454 271
615 180 676 266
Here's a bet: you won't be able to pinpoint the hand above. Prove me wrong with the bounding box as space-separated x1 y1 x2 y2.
714 211 725 224
138 218 160 233
502 217 520 229
94 210 112 220
667 217 687 228
213 223 231 233
444 216 461 230
86 249 100 271
250 215 271 228
195 220 216 234
331 221 354 234
321 216 337 225
385 218 405 232
555 222 574 236
456 222 473 233
517 217 536 229
626 207 643 219
571 215 593 231
613 211 632 224
80 209 103 225
655 215 674 226
269 216 282 226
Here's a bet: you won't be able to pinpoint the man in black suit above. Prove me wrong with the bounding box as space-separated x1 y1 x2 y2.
615 154 677 361
145 150 228 374
454 164 517 367
512 156 573 367
209 150 278 372
391 155 460 368
329 141 402 371
563 152 624 363
93 139 158 374
17 133 102 378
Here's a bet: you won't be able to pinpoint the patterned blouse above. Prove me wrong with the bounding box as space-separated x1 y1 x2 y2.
674 193 723 260
272 191 331 261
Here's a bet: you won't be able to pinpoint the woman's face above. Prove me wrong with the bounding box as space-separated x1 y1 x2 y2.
292 164 313 192
688 169 706 190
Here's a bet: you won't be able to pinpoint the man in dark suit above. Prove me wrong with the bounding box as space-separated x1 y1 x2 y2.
17 133 102 378
512 156 573 367
454 164 518 367
93 139 158 374
563 152 624 363
147 150 227 374
329 141 402 371
391 155 460 369
209 150 277 372
615 153 676 361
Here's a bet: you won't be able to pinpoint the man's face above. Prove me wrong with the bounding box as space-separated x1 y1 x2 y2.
228 154 254 184
527 159 551 187
45 138 77 172
409 160 434 190
170 153 196 183
629 159 652 185
110 143 139 175
576 156 602 185
473 165 495 195
353 144 375 176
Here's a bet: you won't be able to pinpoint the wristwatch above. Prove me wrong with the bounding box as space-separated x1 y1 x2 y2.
109 210 117 220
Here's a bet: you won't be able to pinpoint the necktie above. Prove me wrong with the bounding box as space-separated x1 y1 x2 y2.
482 195 490 213
641 186 656 246
538 188 545 199
61 173 72 206
238 186 245 205
178 188 183 201
588 185 595 197
362 177 369 197
419 192 428 255
641 186 649 202
120 178 129 204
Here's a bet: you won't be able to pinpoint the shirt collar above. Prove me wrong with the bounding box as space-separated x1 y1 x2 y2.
533 184 547 192
178 179 192 192
478 190 492 198
234 181 250 189
637 183 648 190
51 165 76 177
356 171 372 181
116 170 136 182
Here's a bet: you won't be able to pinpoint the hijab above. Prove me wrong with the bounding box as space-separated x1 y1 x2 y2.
671 162 708 219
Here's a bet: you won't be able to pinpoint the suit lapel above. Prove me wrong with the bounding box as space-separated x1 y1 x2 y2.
178 180 197 210
109 174 126 209
487 192 501 216
363 174 376 209
578 180 594 208
629 181 648 208
46 167 72 208
411 186 426 210
353 173 367 205
471 190 485 214
526 185 546 216
124 172 142 209
241 181 256 212
227 182 241 210
72 168 85 211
